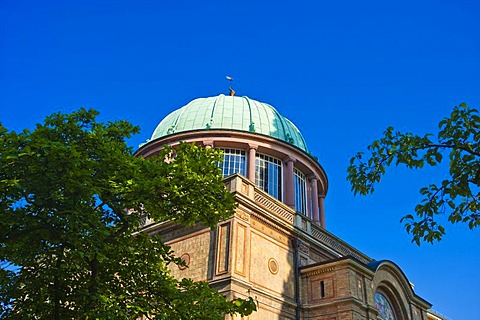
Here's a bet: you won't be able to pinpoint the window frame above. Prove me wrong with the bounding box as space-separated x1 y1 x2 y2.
220 148 247 177
294 168 307 215
255 153 283 201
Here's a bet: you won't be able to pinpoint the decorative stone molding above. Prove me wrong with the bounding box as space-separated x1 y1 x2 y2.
283 155 296 164
254 190 294 224
216 223 230 275
203 139 214 148
249 215 291 245
240 182 248 195
298 242 310 255
234 224 247 276
235 209 250 222
302 266 337 277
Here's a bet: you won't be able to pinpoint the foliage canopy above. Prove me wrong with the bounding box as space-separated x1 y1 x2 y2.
0 108 256 319
347 103 480 245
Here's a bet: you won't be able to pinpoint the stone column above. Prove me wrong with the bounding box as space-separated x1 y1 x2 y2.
309 175 320 224
247 144 257 182
284 156 296 209
319 195 326 228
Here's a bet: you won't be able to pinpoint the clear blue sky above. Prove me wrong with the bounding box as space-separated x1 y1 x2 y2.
1 1 479 319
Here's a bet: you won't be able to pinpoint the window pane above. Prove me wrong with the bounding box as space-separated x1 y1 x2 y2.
255 154 282 200
294 168 307 214
220 149 246 177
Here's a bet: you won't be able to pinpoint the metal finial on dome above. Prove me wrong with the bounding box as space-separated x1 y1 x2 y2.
226 75 235 96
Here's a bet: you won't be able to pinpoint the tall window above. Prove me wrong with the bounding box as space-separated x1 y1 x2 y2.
294 168 307 214
375 292 397 320
220 149 246 177
255 154 282 200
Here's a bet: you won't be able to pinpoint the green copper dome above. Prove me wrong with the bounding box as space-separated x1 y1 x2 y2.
151 94 308 152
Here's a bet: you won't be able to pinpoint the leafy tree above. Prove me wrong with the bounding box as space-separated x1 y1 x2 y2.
347 103 480 245
0 109 256 319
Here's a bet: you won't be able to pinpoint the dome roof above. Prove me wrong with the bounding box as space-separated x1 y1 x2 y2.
151 94 308 152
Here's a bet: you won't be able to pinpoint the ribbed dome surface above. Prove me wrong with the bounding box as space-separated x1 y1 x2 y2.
151 94 308 152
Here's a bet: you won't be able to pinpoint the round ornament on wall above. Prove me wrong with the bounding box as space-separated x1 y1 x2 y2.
178 253 190 270
268 258 279 275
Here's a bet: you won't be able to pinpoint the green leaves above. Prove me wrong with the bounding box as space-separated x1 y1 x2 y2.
136 143 236 228
0 109 252 319
347 103 480 244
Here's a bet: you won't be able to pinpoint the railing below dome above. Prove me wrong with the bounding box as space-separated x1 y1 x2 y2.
254 190 295 224
140 214 155 227
138 174 371 265
224 174 371 265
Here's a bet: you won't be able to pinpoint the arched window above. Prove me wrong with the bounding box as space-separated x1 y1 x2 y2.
220 149 246 177
255 154 282 200
375 292 397 320
294 168 307 214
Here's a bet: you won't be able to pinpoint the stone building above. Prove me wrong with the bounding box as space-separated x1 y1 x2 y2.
135 93 445 320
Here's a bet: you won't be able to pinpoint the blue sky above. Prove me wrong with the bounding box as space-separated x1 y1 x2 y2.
1 0 479 318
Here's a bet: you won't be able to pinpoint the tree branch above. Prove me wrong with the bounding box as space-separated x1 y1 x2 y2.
427 143 480 157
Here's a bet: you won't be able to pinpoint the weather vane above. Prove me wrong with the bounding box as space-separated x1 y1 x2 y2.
226 75 235 96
